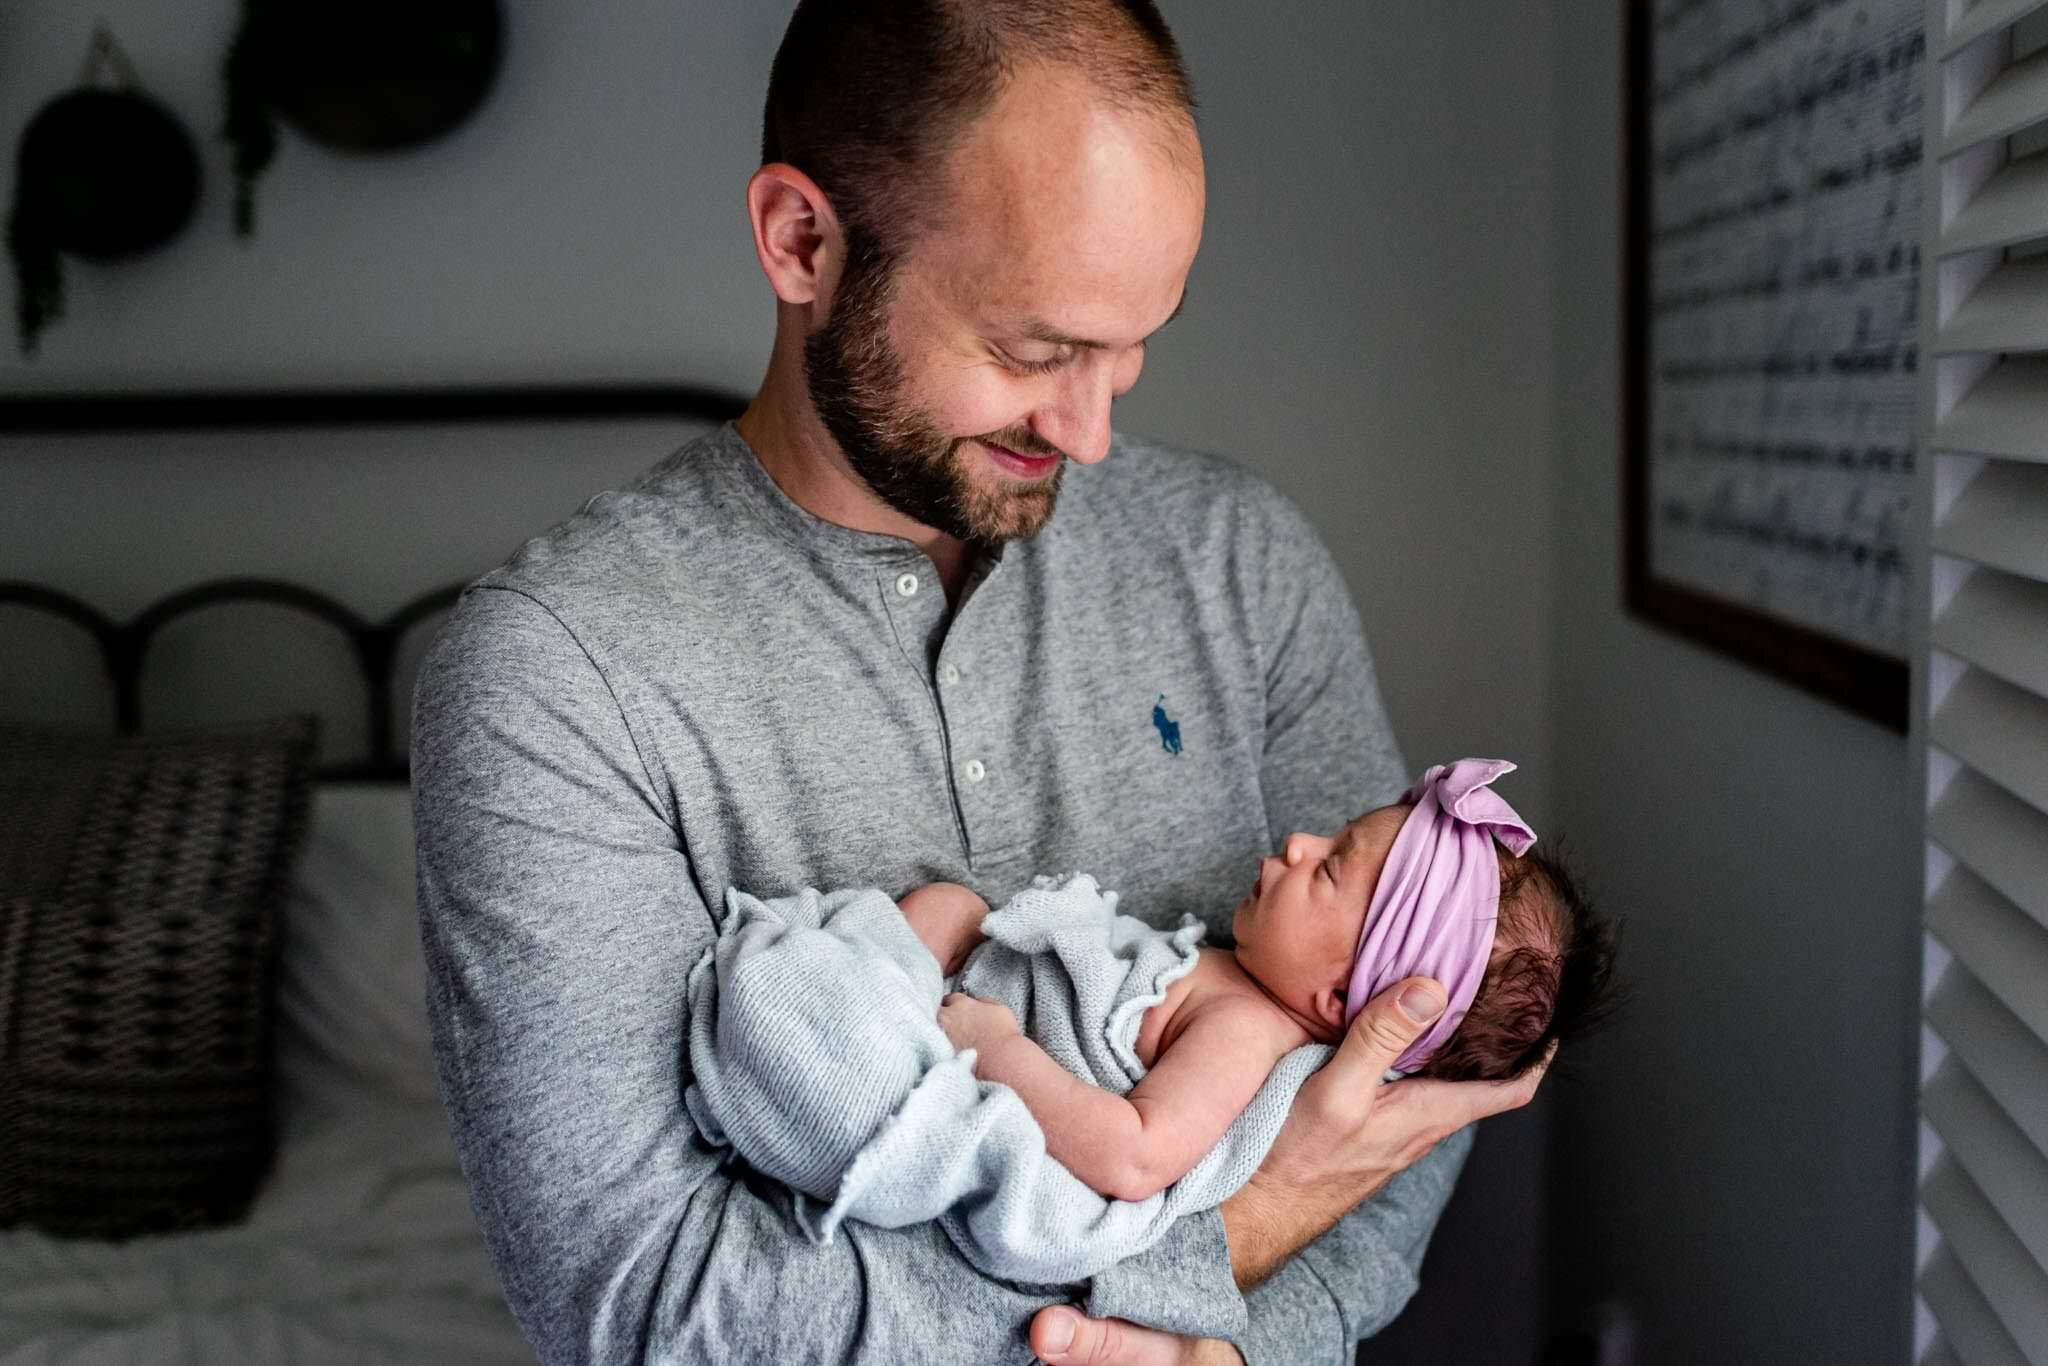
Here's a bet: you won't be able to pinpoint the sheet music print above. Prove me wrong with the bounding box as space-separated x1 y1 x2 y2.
1647 0 1922 658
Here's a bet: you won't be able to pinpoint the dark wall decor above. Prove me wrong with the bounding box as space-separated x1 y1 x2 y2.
7 28 202 354
223 0 505 235
1624 0 1923 731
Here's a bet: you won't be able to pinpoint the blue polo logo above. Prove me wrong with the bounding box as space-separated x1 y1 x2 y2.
1151 694 1183 757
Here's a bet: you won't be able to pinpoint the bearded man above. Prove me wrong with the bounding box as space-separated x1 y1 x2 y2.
412 4 1544 1363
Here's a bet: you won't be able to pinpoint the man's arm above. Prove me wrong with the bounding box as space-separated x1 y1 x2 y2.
413 586 1249 1363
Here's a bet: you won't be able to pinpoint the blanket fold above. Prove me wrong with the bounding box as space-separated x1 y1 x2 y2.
682 874 1330 1289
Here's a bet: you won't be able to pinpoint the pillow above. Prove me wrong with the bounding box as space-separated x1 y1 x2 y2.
275 782 442 1111
0 716 317 1238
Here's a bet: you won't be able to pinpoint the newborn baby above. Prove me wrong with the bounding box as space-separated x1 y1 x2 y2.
682 757 1616 1285
901 757 1613 1203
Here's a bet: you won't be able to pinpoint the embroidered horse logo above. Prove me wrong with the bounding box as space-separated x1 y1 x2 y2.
1151 694 1183 757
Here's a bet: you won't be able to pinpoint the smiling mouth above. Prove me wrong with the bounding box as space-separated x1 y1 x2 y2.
983 440 1062 480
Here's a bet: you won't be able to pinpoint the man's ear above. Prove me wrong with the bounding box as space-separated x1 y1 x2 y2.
746 162 840 307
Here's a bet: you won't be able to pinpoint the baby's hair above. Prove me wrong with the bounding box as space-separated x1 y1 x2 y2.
1415 840 1619 1082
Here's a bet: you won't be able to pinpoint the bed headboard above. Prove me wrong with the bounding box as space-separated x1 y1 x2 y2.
0 578 460 782
0 384 748 782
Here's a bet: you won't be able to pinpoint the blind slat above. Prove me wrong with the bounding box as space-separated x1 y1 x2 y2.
1941 0 2048 58
1930 459 2048 582
1927 967 2048 1163
1931 670 2048 812
1926 864 2048 1051
1943 41 2048 159
1935 255 2048 356
1932 357 2048 465
1941 146 2048 257
1924 1064 2048 1274
1932 567 2048 701
1921 1245 2033 1366
1927 770 2048 929
1920 1159 2048 1362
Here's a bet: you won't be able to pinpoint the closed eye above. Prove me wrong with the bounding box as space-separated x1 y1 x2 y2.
997 343 1080 376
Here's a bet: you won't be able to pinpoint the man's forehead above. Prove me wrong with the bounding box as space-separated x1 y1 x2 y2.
906 66 1203 341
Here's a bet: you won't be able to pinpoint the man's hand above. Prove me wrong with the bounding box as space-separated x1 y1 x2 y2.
1226 974 1548 1286
1029 1307 1244 1366
937 992 1020 1056
1026 976 1550 1363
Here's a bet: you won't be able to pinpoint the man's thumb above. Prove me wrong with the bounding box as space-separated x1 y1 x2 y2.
1346 976 1445 1071
1028 1306 1186 1365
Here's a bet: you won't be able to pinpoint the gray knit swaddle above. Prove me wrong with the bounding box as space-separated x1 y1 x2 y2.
682 874 1330 1286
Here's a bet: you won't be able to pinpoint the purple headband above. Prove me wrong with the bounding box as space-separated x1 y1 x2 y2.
1343 758 1537 1074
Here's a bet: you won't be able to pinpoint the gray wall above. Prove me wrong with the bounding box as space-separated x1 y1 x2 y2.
1543 4 1921 1363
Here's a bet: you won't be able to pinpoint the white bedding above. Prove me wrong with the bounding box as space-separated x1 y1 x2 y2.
0 785 532 1365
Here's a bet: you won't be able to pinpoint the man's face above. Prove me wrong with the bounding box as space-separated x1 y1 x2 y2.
802 65 1205 544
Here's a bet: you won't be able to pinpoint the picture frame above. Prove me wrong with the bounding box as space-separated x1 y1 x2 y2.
1622 0 1921 731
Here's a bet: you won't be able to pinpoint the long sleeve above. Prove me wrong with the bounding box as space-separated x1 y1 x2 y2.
1234 484 1473 1360
411 586 1246 1364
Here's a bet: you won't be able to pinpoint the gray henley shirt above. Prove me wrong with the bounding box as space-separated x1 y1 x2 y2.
410 422 1471 1365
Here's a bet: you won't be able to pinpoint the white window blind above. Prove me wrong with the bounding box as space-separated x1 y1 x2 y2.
1918 3 2048 1364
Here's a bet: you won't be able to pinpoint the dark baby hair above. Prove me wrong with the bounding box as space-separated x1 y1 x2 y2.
1415 841 1619 1082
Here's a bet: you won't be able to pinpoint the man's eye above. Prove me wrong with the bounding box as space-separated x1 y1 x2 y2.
1002 348 1072 376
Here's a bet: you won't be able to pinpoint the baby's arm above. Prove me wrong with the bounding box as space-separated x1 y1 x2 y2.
897 881 990 977
940 995 1284 1203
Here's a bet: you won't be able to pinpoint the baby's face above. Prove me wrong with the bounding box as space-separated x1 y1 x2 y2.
1230 803 1411 1039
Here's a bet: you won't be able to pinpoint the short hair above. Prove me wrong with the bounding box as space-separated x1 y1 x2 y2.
1416 841 1620 1082
761 1 1196 275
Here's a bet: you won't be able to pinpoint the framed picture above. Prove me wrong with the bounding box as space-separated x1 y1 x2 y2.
1623 0 1924 731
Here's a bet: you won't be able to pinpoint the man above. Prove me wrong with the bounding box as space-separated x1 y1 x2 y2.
412 3 1544 1363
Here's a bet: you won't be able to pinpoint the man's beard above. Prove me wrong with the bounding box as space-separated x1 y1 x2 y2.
803 249 1066 545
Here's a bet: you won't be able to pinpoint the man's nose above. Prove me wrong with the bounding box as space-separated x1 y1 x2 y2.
1029 357 1116 465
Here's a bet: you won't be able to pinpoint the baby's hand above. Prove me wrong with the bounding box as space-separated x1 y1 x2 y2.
938 993 1020 1057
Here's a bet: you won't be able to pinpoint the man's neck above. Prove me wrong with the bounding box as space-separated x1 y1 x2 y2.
735 375 976 605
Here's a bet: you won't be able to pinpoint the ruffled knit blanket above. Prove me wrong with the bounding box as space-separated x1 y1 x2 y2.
682 874 1329 1285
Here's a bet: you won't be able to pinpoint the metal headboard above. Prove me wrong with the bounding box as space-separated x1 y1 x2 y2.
0 578 463 782
1 382 751 781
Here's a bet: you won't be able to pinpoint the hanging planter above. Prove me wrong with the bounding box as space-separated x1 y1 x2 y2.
8 29 202 355
223 0 504 235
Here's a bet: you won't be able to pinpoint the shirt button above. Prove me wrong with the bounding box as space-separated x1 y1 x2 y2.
940 664 961 687
896 572 919 598
964 758 987 784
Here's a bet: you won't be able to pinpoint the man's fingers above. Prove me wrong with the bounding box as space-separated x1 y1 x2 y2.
1376 1040 1556 1142
1464 1040 1555 1122
1328 976 1444 1084
1029 1307 1191 1366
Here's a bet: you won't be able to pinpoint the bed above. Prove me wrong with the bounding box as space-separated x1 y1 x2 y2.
0 395 743 1365
0 580 531 1364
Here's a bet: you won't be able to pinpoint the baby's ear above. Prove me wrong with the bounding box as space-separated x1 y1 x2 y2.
1311 983 1348 1037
